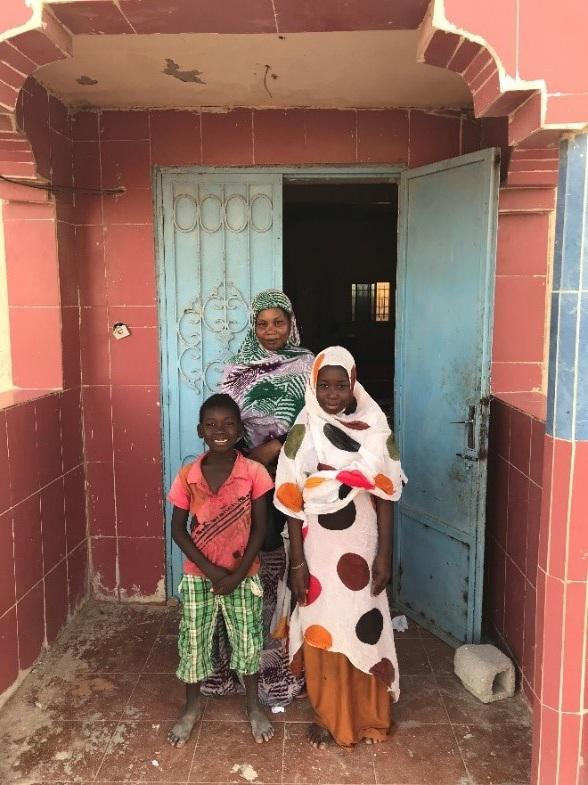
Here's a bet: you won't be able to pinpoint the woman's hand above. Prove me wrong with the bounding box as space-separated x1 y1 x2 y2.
371 552 391 596
248 439 282 467
290 563 309 606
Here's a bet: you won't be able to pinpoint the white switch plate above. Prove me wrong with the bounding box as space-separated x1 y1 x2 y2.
112 323 131 340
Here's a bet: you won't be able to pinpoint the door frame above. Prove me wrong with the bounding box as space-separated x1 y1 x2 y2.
153 161 496 603
154 165 403 593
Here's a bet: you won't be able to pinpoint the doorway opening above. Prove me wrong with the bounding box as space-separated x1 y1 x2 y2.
283 182 398 420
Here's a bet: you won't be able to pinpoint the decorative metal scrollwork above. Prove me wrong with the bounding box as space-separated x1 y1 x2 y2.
200 193 223 233
204 361 227 394
172 191 273 235
224 193 249 233
250 193 273 232
177 282 250 393
202 281 250 340
177 299 202 345
169 176 279 508
173 194 198 232
177 298 203 391
178 347 204 391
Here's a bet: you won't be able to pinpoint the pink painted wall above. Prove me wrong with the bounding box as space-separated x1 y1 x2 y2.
0 0 34 37
492 210 552 395
444 0 588 124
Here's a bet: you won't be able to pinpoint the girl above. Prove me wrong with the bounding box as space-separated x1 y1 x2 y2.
273 346 406 747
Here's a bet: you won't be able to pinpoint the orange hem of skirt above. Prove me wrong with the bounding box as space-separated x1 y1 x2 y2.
293 642 393 747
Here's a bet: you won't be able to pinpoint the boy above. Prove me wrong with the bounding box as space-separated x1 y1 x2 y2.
167 393 274 747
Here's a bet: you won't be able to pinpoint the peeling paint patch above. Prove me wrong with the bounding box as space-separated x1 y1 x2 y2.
91 571 118 601
119 576 166 604
77 75 98 86
163 58 205 84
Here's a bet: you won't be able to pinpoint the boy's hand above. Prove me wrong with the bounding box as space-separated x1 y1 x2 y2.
212 573 243 595
206 565 231 585
290 564 309 606
371 553 391 596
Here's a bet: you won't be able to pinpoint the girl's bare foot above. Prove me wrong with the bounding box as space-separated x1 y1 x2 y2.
248 704 274 743
167 698 202 747
308 723 331 749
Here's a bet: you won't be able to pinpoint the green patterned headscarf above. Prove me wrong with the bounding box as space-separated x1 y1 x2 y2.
221 290 314 448
232 289 303 363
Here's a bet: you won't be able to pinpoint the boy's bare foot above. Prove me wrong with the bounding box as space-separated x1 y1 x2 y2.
365 737 384 744
308 723 331 749
248 704 274 743
243 673 273 743
168 697 203 747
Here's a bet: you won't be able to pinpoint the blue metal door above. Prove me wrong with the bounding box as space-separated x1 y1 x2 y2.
157 170 283 595
394 149 499 643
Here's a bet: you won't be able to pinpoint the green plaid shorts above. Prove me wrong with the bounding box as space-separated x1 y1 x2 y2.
176 574 264 684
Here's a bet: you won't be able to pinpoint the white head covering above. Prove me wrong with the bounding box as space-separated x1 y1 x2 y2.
274 346 406 517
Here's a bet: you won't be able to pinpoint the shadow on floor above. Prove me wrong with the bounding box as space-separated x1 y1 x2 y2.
0 601 532 785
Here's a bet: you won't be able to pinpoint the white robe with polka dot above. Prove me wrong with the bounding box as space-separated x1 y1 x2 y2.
273 346 406 695
289 491 400 698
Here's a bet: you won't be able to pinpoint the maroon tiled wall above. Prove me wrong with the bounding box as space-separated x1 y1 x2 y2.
72 105 481 602
0 79 87 704
485 397 545 701
0 87 554 709
0 392 87 702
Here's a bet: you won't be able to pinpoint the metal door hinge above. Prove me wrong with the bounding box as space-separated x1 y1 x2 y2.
456 452 479 462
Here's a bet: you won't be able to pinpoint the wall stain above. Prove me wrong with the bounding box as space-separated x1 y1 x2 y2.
163 58 206 84
76 75 98 86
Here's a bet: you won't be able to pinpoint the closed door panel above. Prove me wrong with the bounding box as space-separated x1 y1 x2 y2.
157 171 283 594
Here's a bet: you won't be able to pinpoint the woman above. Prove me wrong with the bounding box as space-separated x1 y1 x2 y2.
273 346 406 747
201 289 314 706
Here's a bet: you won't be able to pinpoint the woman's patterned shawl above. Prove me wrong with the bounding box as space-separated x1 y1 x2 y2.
221 289 314 448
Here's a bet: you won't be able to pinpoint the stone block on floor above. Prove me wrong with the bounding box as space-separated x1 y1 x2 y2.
454 643 515 703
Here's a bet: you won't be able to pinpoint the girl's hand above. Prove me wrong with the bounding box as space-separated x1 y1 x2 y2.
290 563 309 606
371 553 391 596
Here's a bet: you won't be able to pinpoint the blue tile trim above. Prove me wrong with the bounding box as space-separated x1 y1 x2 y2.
548 134 588 441
552 140 567 292
554 292 578 440
577 291 588 440
561 135 587 292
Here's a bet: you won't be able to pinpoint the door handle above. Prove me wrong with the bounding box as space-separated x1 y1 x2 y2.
456 452 479 462
451 405 476 450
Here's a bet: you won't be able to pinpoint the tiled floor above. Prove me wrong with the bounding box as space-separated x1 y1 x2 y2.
0 601 532 785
